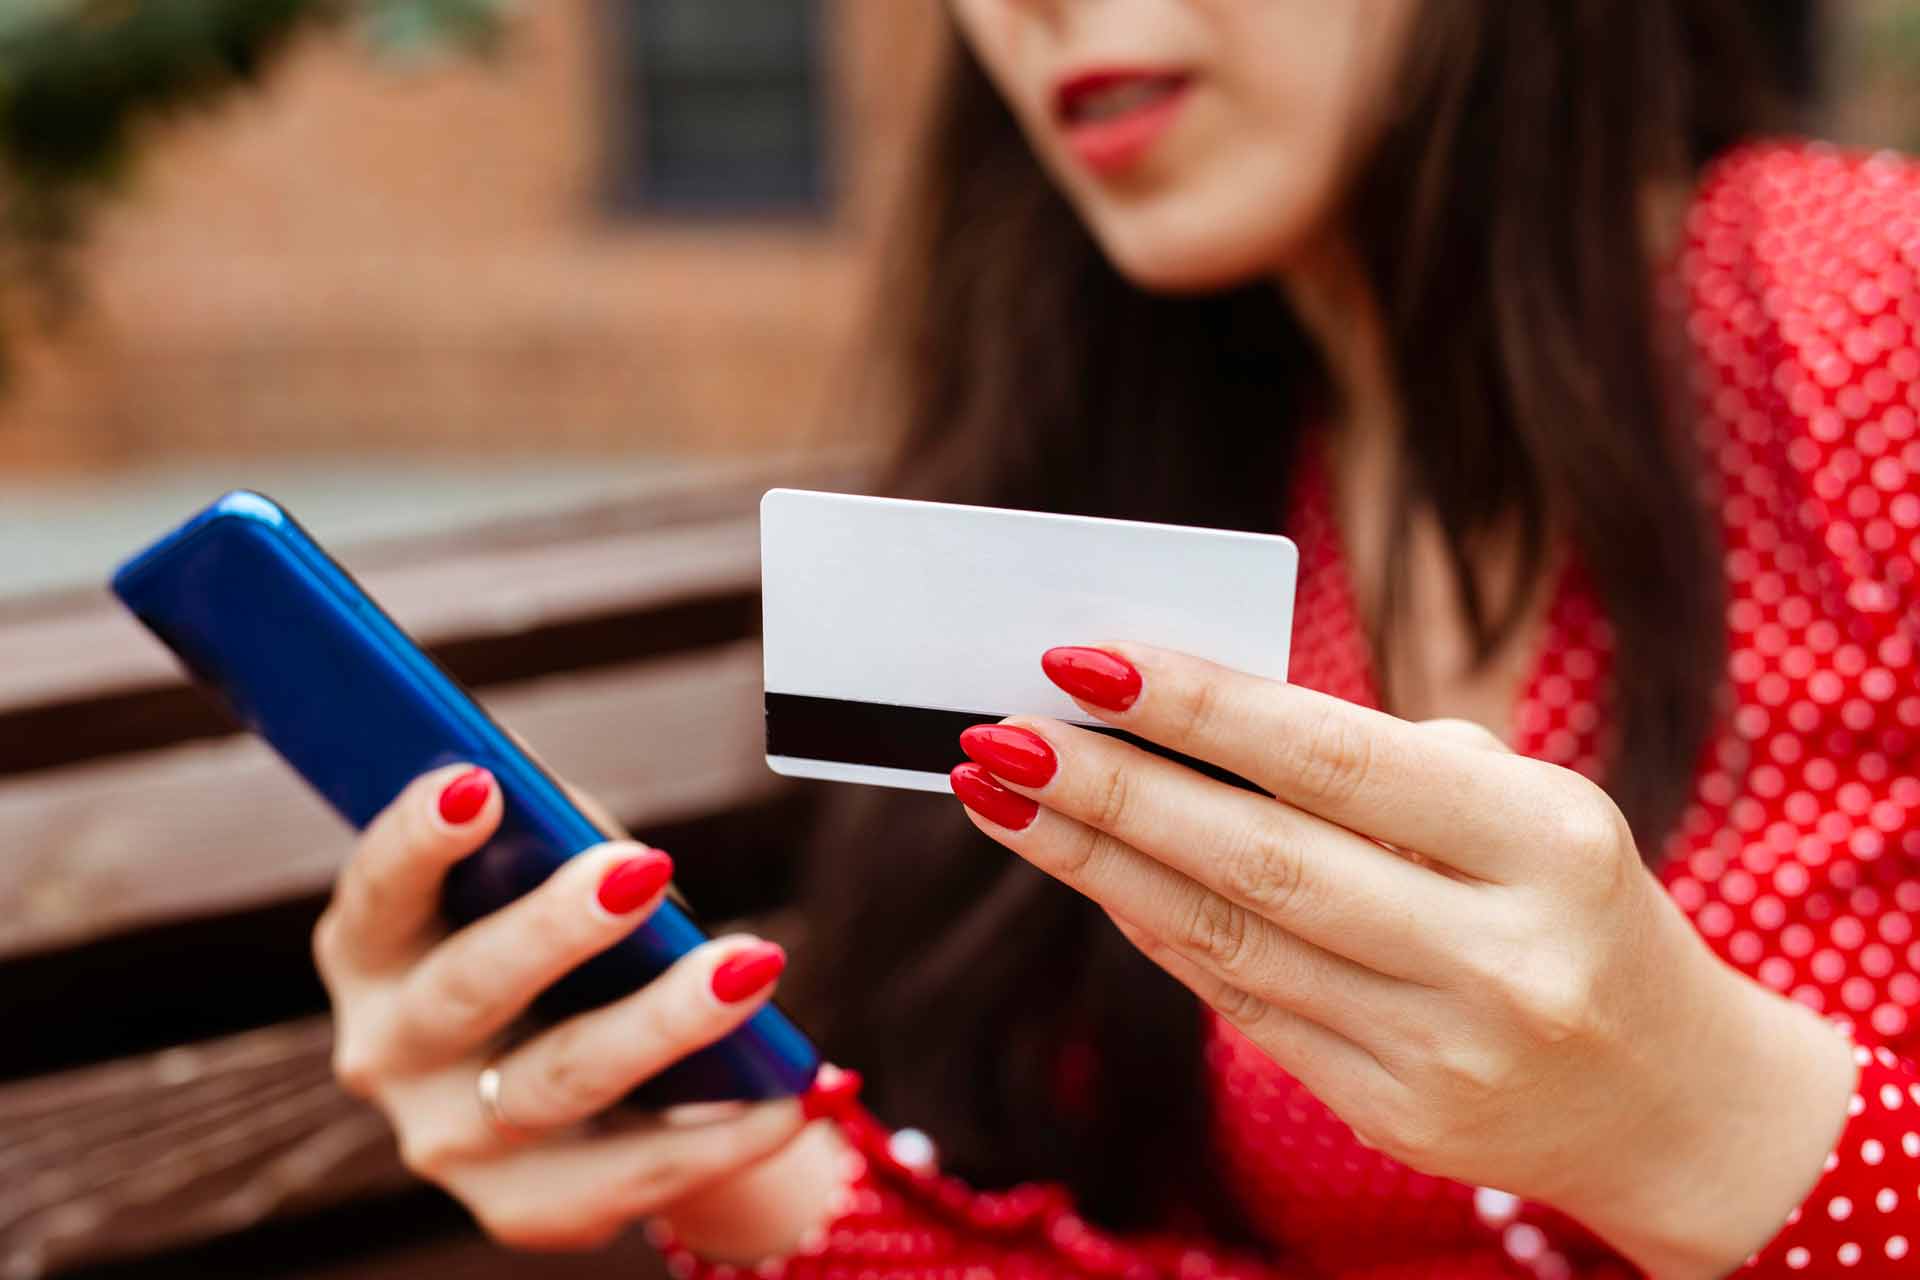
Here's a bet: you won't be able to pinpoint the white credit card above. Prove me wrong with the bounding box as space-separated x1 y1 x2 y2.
759 488 1298 793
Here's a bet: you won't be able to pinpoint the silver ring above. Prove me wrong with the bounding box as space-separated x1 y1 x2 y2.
476 1064 529 1141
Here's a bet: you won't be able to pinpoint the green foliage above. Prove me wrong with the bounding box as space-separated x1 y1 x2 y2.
0 0 509 386
1854 2 1920 153
1865 5 1920 71
359 0 511 62
2 0 316 193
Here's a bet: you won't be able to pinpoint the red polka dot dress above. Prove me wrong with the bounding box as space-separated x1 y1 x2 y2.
661 142 1920 1279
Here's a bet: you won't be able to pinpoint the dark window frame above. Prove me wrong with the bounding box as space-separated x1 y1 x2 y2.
599 0 835 219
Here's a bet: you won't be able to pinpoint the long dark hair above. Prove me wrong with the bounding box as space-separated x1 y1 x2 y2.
793 1 1775 1248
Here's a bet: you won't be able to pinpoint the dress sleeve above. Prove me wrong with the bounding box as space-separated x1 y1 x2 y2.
1698 142 1920 653
1737 1041 1920 1274
649 1106 1310 1280
1693 142 1920 1276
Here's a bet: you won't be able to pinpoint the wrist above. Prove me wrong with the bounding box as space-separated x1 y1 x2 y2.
658 1122 853 1264
1577 959 1855 1278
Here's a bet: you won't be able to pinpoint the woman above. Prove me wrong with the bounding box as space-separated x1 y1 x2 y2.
313 2 1920 1275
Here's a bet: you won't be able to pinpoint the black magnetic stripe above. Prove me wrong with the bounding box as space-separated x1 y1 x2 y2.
764 692 1265 795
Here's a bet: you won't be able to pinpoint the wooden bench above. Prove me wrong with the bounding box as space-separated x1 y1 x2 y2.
0 461 858 1278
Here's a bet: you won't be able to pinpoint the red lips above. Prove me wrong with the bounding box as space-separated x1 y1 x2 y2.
1053 67 1193 175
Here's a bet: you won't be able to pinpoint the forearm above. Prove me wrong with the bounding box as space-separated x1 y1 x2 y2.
1570 958 1856 1279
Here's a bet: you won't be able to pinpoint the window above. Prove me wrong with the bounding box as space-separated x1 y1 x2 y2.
604 0 831 215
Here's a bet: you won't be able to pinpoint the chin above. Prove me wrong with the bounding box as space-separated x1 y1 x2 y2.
1080 194 1310 297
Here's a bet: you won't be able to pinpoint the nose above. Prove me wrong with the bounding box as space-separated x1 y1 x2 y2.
1001 0 1073 22
960 0 1084 42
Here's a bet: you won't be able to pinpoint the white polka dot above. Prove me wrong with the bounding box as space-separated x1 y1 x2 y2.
1879 1187 1899 1212
1865 1138 1886 1165
1502 1223 1546 1263
1885 1083 1906 1110
1831 1195 1854 1221
1787 1245 1811 1269
1473 1186 1520 1227
887 1128 938 1171
1839 1240 1862 1265
1889 1236 1910 1260
1532 1252 1572 1280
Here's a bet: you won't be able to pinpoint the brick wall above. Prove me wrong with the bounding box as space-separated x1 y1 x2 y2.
0 1 942 470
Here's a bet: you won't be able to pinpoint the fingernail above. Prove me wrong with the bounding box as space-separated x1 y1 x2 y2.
1042 647 1142 711
595 849 674 916
959 724 1057 788
711 941 787 1003
800 1066 865 1122
437 767 493 825
950 763 1040 831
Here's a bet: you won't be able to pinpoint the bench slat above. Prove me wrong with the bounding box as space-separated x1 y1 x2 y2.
0 1016 401 1278
0 517 759 731
0 466 863 1275
0 642 776 961
1 903 804 1279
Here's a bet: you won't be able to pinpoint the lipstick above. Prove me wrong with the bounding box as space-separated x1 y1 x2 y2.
1054 68 1193 175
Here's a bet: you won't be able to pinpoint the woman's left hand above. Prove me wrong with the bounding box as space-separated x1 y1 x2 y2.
951 643 1858 1280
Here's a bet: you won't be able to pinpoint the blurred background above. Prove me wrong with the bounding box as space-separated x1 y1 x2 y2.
0 1 1913 1277
0 0 939 597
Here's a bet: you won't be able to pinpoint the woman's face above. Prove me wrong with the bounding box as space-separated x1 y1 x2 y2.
948 0 1419 292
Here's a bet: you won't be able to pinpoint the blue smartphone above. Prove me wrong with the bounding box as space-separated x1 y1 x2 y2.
111 490 820 1107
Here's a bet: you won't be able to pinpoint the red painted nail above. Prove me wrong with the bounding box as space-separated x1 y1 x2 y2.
437 767 493 825
1042 647 1142 711
959 724 1057 788
800 1066 865 1122
595 849 674 916
711 941 787 1003
950 763 1040 831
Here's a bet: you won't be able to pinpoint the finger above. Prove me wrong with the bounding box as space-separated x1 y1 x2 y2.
487 935 789 1133
954 752 1431 1027
454 1101 808 1250
327 764 503 964
1415 718 1512 753
1104 911 1390 1114
952 773 1421 1045
961 722 1477 979
1045 643 1558 880
392 842 675 1062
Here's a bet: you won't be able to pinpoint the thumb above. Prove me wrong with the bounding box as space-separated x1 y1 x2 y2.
1413 717 1512 754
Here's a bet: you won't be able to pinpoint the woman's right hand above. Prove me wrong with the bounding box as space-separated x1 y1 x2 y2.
312 763 834 1253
